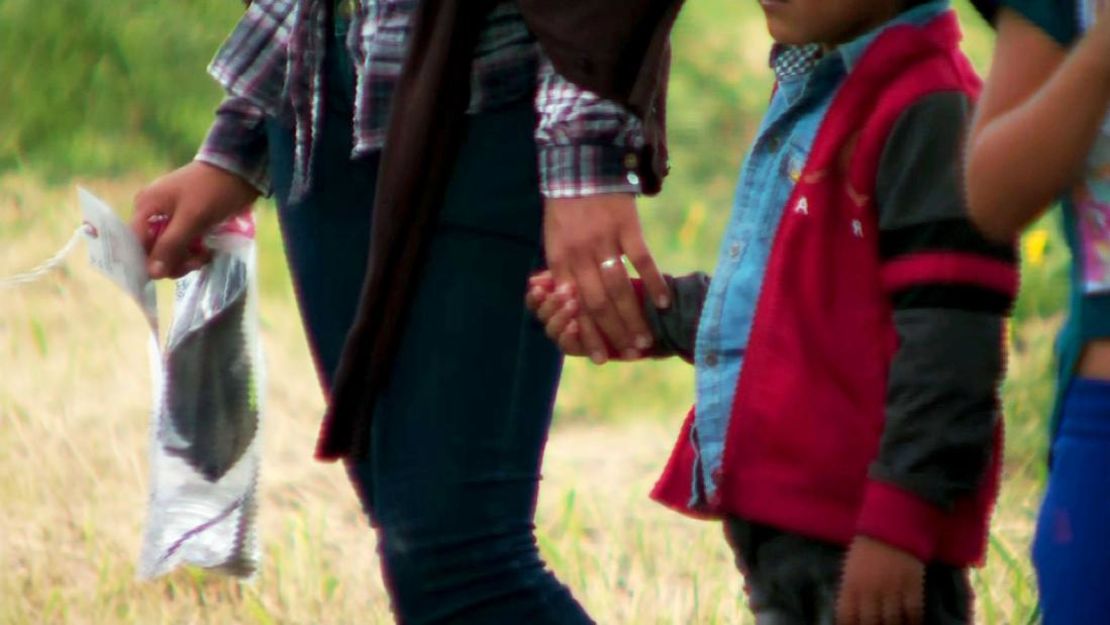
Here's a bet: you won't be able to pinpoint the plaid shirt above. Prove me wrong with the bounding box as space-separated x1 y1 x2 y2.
197 0 644 199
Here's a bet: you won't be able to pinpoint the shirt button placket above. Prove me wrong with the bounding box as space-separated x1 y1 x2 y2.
624 153 641 187
729 241 743 260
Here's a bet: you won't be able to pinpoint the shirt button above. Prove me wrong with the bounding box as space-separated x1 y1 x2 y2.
704 352 719 367
623 153 640 170
729 242 743 259
626 171 641 187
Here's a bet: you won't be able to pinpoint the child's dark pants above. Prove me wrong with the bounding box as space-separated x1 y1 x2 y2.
725 518 972 625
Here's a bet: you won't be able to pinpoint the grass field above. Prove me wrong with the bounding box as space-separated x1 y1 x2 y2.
0 1 1072 623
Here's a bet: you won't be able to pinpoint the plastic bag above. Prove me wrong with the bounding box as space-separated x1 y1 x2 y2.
79 189 265 579
140 213 265 579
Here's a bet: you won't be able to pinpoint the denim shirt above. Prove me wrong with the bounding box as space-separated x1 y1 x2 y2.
691 1 950 505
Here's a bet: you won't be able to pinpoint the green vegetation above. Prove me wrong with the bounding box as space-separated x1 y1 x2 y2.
0 0 242 177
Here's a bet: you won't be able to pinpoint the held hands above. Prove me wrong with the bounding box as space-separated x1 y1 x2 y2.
526 271 652 361
527 271 588 357
542 194 668 364
836 537 927 625
131 161 259 279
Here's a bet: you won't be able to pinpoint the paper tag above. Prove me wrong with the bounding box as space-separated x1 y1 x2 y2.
78 187 158 330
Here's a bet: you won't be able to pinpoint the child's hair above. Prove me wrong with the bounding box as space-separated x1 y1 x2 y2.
968 0 998 22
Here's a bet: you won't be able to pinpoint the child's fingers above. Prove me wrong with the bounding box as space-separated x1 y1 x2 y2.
529 270 555 289
525 285 549 311
544 305 576 342
535 290 566 324
836 589 860 625
526 273 566 312
900 581 924 625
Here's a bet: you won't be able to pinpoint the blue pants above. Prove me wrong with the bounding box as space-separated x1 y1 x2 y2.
1033 377 1110 625
264 32 593 625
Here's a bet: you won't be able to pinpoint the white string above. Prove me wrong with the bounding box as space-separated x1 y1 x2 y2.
0 224 93 289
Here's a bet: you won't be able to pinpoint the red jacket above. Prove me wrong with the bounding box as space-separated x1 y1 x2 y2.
651 12 1011 567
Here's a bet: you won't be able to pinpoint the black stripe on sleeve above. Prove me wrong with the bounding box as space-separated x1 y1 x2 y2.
879 218 1017 262
889 284 1015 315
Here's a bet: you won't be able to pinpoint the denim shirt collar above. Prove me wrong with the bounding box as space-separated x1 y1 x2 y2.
769 0 950 81
837 0 950 70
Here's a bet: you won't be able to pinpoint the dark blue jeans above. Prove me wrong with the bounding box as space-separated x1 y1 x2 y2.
265 39 592 625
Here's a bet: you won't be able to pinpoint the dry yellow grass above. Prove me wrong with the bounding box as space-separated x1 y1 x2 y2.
1 176 1041 624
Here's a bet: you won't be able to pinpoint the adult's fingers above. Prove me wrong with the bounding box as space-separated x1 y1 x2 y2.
131 188 173 253
558 319 585 356
598 254 652 354
147 204 211 279
856 594 881 625
574 310 609 364
571 254 633 356
621 227 669 309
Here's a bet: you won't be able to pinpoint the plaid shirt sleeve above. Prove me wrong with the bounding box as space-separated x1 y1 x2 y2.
534 55 646 199
207 0 294 110
196 96 271 195
193 0 297 196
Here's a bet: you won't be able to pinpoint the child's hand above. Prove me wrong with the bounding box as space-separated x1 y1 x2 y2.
526 272 590 357
836 537 926 625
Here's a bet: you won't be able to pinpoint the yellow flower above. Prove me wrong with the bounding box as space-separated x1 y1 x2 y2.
1024 229 1049 267
679 200 707 247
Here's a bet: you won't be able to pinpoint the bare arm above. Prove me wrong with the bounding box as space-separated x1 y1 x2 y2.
966 8 1110 241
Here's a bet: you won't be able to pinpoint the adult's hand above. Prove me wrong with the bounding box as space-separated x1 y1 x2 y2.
543 193 668 363
131 161 259 279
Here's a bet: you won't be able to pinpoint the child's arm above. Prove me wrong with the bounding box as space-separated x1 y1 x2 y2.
642 273 710 363
840 91 1018 624
966 8 1110 241
864 90 1016 551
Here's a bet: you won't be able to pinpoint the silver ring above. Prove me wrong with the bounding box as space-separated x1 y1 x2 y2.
600 257 621 271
